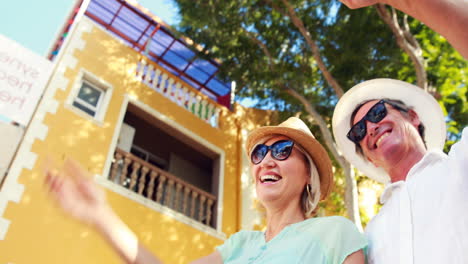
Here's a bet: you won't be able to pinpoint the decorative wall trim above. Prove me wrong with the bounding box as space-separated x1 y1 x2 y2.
0 18 93 240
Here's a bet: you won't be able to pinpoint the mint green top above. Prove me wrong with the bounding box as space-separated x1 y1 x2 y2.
216 216 367 264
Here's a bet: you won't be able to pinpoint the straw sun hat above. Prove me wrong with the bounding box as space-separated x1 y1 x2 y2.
246 117 333 200
332 78 446 184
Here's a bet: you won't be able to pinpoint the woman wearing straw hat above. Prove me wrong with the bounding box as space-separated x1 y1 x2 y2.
45 117 366 264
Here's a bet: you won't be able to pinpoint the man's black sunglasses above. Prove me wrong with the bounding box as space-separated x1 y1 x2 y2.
347 100 406 144
250 140 295 165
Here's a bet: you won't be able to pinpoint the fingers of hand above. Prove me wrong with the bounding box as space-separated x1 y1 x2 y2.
42 155 56 176
63 158 104 202
45 172 81 213
44 157 105 214
44 155 66 196
340 0 379 9
45 169 65 196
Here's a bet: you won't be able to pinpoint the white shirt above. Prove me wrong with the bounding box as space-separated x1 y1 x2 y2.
366 128 468 264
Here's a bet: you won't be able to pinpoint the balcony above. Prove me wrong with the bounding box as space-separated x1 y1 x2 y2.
135 57 223 128
108 148 217 228
80 0 233 128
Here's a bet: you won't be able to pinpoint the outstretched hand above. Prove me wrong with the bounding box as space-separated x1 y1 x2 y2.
45 158 165 264
339 0 380 9
45 158 107 226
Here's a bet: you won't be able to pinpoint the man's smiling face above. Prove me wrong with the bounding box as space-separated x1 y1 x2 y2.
352 100 423 171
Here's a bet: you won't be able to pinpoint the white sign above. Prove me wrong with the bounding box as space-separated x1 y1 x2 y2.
0 34 53 126
0 121 24 183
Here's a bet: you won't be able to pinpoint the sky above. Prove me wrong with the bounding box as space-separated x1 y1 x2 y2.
0 0 180 57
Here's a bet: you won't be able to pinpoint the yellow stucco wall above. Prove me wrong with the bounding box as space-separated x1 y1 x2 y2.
0 17 271 263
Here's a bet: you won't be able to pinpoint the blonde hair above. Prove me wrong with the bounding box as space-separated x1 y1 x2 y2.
295 144 321 218
251 135 321 218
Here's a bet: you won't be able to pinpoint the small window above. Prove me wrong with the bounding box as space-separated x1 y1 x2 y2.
72 81 104 117
67 69 113 124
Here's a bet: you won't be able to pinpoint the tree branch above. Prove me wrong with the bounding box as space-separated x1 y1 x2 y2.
279 0 345 98
375 4 428 90
284 86 362 230
242 4 361 228
285 87 347 169
241 27 275 71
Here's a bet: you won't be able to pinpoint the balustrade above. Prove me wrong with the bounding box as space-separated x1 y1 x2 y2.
136 58 223 128
109 148 217 228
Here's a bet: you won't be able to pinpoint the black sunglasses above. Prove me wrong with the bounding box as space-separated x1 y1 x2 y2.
250 140 295 165
347 100 405 144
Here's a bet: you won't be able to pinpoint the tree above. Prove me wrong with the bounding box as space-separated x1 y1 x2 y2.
173 0 467 228
375 5 468 150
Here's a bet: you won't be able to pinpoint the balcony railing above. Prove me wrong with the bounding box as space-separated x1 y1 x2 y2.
136 58 223 128
109 148 217 228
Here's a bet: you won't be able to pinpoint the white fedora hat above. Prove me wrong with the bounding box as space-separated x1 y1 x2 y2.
332 78 446 183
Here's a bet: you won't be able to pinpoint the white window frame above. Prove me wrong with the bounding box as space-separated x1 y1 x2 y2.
72 80 104 116
66 69 113 125
99 95 226 240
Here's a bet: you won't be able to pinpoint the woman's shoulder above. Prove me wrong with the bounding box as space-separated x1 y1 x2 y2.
294 216 367 258
296 216 360 235
217 230 264 261
301 215 354 228
226 230 263 243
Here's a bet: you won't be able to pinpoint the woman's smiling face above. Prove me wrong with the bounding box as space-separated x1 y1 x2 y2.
251 135 309 207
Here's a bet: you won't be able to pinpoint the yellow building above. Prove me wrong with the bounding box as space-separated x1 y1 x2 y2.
0 0 276 263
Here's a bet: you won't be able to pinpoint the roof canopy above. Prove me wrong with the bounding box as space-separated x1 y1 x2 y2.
50 0 232 108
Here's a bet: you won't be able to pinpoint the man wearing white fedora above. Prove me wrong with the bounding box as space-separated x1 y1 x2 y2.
332 78 467 263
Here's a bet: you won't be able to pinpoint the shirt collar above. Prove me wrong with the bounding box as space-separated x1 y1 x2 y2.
379 149 446 204
380 181 404 204
406 149 445 179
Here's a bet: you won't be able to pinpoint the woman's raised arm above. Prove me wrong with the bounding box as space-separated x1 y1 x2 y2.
45 158 221 264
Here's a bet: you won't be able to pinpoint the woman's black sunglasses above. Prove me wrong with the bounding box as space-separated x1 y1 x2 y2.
250 140 295 165
347 100 405 144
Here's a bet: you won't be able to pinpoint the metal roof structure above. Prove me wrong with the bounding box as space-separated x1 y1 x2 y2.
49 0 232 108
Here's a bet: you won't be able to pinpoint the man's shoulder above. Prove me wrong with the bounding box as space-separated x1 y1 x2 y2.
448 127 468 156
364 215 380 235
364 203 394 236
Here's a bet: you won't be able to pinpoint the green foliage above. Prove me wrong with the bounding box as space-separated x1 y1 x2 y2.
319 167 347 217
174 0 467 218
321 6 405 89
397 18 468 151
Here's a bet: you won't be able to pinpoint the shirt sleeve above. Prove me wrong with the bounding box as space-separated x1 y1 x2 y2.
215 231 246 262
448 127 468 177
319 216 368 264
